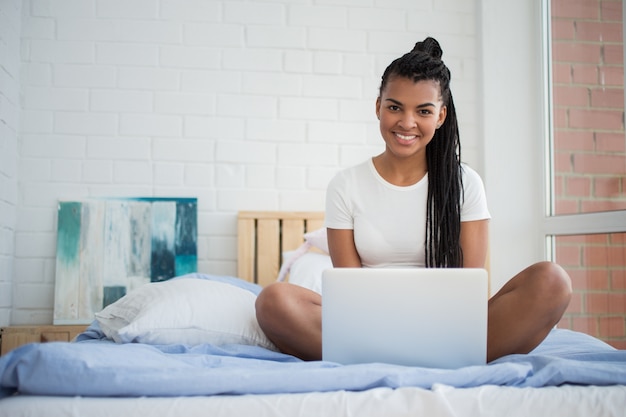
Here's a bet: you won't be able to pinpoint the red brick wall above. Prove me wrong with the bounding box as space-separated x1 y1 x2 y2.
551 0 626 348
556 233 626 348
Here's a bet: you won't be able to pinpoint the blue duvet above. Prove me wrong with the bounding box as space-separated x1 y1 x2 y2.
1 325 625 398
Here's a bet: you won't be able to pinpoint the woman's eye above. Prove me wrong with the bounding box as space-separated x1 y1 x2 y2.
388 105 400 111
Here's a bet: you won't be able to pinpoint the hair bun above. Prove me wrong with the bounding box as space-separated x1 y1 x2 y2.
411 37 443 60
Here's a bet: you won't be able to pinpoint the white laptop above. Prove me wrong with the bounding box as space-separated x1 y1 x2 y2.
321 268 488 369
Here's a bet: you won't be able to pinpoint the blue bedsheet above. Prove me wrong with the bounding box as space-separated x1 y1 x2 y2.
1 325 626 398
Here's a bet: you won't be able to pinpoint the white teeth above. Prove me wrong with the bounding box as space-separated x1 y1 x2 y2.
396 133 416 140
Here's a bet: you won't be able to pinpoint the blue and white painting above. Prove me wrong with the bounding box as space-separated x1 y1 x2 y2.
53 197 197 325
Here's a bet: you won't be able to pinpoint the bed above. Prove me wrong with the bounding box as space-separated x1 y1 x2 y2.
1 211 626 417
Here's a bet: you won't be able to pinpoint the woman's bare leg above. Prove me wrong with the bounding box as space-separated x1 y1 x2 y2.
487 261 572 362
256 282 323 361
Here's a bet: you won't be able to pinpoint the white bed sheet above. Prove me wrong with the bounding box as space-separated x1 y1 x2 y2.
2 385 625 417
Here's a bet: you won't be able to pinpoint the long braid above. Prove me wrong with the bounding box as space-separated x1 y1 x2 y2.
379 37 463 268
426 93 462 267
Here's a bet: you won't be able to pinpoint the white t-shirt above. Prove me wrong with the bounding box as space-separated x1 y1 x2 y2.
325 158 491 268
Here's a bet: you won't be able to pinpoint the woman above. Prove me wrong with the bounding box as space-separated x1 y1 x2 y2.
256 37 572 363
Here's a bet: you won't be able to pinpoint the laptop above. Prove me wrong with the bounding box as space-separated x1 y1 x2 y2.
321 268 488 369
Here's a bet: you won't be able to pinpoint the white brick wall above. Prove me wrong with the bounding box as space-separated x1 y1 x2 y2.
8 0 480 325
0 0 22 327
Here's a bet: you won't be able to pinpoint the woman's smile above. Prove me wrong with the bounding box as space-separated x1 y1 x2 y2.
394 132 418 145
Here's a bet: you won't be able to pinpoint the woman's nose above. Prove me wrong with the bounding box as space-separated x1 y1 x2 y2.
398 112 417 129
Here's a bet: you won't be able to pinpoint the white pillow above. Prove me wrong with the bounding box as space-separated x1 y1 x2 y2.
276 227 329 282
285 251 332 294
304 227 329 253
95 277 277 351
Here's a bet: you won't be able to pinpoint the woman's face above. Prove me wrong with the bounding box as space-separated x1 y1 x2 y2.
375 77 447 161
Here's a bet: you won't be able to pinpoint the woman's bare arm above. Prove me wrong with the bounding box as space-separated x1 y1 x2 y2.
327 228 362 268
459 219 489 268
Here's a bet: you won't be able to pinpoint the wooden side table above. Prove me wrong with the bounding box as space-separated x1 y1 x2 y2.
0 325 88 356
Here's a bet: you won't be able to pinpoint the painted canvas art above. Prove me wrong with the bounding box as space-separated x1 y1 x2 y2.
53 197 197 325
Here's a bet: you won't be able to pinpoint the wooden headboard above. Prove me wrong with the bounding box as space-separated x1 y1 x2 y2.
237 211 325 287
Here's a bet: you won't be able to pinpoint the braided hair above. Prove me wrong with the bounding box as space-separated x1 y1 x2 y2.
378 37 463 268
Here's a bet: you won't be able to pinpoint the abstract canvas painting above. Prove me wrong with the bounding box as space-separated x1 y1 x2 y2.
53 197 197 325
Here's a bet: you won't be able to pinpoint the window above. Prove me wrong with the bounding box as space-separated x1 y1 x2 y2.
545 0 626 348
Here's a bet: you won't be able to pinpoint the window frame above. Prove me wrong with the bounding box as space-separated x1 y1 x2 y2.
541 0 626 259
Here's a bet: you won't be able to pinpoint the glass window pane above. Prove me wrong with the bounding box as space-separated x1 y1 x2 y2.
550 0 626 215
556 232 626 349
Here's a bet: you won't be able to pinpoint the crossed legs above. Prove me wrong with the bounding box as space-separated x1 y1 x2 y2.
486 261 572 361
255 261 572 362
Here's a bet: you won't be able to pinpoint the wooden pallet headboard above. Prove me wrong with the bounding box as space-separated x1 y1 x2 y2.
237 211 325 287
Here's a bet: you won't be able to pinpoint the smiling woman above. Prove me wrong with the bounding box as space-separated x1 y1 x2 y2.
255 37 573 364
